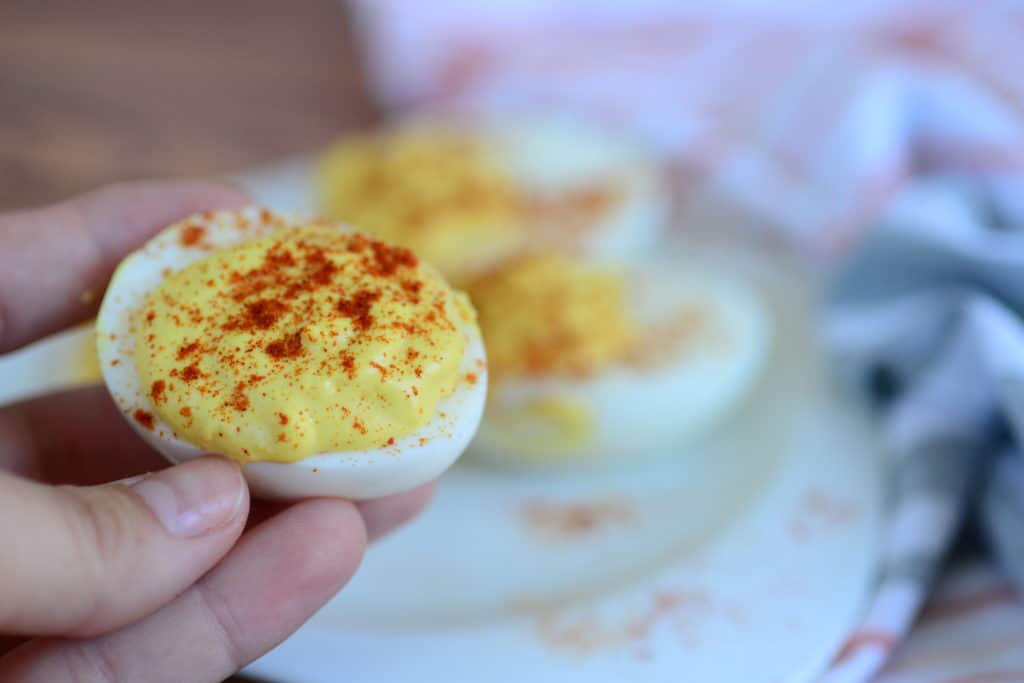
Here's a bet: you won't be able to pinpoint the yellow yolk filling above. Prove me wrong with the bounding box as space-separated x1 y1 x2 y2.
317 128 523 283
490 398 596 459
468 254 634 380
134 226 472 463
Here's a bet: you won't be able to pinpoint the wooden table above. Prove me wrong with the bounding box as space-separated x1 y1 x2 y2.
0 0 377 210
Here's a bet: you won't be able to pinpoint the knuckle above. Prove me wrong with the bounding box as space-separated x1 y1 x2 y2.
60 640 121 683
59 487 144 632
64 487 138 570
195 582 248 673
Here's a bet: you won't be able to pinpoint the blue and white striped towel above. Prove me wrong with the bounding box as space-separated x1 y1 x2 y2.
822 174 1024 681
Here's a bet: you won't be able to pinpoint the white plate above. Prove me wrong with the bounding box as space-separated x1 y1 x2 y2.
237 162 884 683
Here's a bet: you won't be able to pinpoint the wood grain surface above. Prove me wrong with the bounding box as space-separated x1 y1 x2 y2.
0 0 378 210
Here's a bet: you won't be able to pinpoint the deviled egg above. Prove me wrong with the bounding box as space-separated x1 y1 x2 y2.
316 115 669 284
464 253 768 469
96 208 487 499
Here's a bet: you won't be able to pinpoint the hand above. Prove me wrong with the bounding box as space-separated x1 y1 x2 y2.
0 182 434 682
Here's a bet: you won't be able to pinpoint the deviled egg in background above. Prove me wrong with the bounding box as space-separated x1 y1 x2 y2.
315 114 671 284
464 252 769 469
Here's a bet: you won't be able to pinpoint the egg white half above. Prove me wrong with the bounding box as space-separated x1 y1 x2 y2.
96 208 487 500
466 264 769 470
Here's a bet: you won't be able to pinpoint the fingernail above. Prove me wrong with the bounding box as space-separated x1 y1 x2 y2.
131 457 246 537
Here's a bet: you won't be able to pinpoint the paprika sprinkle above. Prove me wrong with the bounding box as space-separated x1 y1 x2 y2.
132 224 476 463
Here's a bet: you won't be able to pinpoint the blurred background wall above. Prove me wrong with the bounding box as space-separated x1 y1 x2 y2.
0 0 377 209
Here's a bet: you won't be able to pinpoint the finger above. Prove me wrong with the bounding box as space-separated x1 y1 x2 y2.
0 180 249 353
10 384 433 533
244 481 436 541
2 386 165 484
357 481 436 540
4 499 366 682
0 456 248 637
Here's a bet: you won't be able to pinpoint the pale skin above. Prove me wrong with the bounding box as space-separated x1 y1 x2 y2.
0 181 435 681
